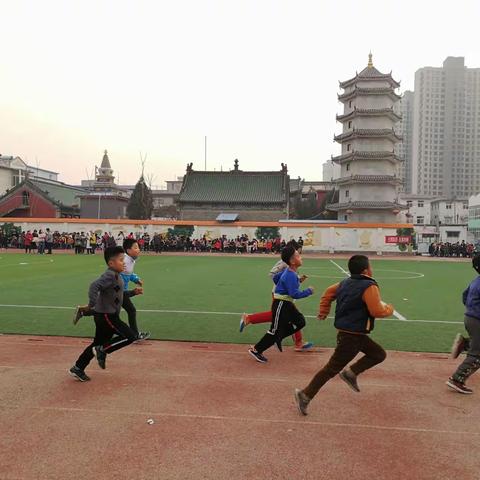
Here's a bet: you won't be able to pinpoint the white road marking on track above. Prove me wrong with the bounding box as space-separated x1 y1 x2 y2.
329 260 408 321
3 404 479 436
0 303 463 324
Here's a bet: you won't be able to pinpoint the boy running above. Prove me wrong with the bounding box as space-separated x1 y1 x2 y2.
121 238 150 341
73 238 150 341
447 254 480 394
240 242 314 351
69 246 142 381
294 255 393 415
249 244 314 363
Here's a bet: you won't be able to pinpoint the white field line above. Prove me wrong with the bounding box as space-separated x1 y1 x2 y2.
2 404 478 436
0 303 463 324
329 260 408 321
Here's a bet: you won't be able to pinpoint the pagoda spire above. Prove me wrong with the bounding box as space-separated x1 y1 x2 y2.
368 52 373 68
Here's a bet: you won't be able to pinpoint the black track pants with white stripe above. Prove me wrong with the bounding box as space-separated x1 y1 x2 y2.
254 300 306 354
75 313 137 371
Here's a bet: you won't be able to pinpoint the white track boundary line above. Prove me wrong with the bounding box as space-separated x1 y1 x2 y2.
0 303 463 324
329 260 408 321
3 404 478 436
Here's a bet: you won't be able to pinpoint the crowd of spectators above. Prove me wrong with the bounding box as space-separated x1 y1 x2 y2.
428 241 476 257
0 229 305 255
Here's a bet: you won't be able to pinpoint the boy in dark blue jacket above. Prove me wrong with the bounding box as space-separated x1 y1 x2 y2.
447 255 480 394
249 244 314 363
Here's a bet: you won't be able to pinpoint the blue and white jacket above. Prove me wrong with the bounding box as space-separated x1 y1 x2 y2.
463 276 480 320
121 255 141 291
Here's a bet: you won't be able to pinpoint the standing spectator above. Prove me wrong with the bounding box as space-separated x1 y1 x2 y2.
45 228 53 255
24 231 33 253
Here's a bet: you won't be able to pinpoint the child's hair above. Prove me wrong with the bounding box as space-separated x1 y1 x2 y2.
286 239 299 250
281 244 297 265
472 254 480 274
123 238 138 251
348 255 370 275
104 246 125 265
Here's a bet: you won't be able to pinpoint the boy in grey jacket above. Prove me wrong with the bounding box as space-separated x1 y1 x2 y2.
69 246 143 381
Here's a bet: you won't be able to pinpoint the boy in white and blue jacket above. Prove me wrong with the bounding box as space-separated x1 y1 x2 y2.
122 238 150 341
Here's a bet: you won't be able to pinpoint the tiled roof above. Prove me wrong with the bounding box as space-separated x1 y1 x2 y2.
326 201 407 211
336 107 401 122
332 151 403 164
334 129 402 142
335 175 402 185
338 87 401 102
178 170 288 204
340 69 400 89
30 179 87 208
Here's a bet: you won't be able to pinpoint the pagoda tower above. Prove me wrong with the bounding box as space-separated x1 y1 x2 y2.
327 54 405 223
94 150 115 188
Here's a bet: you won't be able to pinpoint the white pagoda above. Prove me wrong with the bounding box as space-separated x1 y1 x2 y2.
327 54 405 223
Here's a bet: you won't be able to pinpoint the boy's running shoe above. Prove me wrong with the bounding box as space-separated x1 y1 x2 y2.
136 331 151 342
294 342 314 352
93 346 107 369
69 366 91 382
294 388 310 416
340 369 360 392
248 348 268 363
451 334 467 359
446 377 473 394
73 306 84 325
239 314 248 333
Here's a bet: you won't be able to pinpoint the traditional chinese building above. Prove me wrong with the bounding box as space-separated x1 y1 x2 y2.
177 160 291 221
327 54 406 223
79 150 129 219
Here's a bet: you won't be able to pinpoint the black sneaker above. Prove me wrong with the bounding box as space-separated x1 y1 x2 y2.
451 334 467 359
340 369 360 392
73 307 84 325
93 346 106 369
69 366 91 382
446 377 473 394
136 331 151 342
294 388 310 416
248 348 268 363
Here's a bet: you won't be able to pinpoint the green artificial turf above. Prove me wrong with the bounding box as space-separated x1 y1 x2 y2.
0 253 474 353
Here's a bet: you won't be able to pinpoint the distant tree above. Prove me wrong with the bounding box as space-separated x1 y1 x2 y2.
127 176 154 220
0 223 21 238
396 227 417 252
255 227 280 239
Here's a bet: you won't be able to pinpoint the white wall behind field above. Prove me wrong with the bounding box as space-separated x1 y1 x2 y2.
9 220 409 254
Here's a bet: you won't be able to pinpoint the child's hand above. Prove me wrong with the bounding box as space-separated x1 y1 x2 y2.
308 286 315 294
137 280 144 287
299 275 308 283
317 314 327 321
133 287 144 296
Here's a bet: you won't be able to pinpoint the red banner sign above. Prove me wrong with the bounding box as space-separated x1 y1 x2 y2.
385 236 412 244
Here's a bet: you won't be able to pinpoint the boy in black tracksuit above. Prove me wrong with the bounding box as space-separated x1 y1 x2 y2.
294 255 394 415
248 244 314 363
69 246 143 381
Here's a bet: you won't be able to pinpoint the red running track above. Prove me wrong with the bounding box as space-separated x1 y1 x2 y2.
0 335 478 480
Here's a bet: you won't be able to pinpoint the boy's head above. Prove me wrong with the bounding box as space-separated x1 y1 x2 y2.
286 239 299 250
348 255 372 277
123 238 140 258
281 244 302 268
472 255 480 274
104 246 125 272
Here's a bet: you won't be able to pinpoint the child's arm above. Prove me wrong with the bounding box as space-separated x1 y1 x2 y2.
363 285 394 318
463 286 470 305
285 271 314 299
318 283 339 320
125 287 144 297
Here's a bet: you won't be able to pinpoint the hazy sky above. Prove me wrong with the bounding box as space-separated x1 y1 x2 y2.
1 0 480 187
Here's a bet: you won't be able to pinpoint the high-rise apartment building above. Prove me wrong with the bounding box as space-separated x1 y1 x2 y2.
395 90 414 193
412 57 480 197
